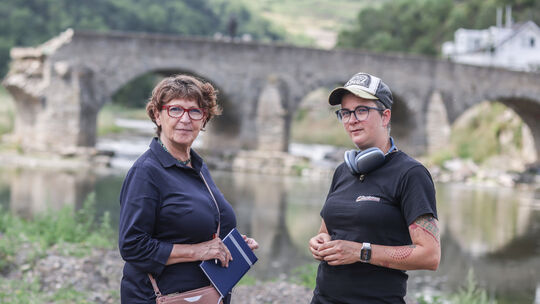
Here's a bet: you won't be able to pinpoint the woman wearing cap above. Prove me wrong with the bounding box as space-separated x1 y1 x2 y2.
309 72 440 303
118 74 258 304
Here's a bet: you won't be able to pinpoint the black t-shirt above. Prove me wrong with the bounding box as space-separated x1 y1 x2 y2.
312 151 437 304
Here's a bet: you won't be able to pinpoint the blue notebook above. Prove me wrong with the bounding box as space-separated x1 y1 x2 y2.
199 228 258 297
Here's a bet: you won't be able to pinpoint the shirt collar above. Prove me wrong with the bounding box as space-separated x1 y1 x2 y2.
149 137 204 172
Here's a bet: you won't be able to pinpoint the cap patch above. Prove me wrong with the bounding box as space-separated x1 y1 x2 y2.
346 74 371 88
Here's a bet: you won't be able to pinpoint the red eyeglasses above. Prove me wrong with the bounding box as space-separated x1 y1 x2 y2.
161 105 205 120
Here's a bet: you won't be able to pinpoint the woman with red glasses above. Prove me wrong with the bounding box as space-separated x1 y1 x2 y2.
118 74 258 303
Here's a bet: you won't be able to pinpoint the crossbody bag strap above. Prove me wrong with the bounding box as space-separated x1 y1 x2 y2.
148 273 162 297
146 171 221 296
200 172 221 236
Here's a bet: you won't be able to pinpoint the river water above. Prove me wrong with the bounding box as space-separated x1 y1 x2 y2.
0 127 539 303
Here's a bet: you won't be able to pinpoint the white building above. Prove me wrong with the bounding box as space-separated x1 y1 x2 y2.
442 7 540 72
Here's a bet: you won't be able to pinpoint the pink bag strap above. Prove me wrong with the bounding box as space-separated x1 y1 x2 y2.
148 273 162 297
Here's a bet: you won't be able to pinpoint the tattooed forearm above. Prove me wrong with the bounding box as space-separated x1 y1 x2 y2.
384 245 416 260
411 215 440 245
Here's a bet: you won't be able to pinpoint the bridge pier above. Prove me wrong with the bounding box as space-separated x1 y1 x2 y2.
2 31 105 155
426 91 451 155
255 76 288 152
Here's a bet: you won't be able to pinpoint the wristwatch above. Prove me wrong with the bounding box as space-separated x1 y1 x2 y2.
360 242 371 263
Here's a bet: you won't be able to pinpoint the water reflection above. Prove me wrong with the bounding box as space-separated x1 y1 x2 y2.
412 183 540 304
0 166 539 303
437 183 536 256
0 167 96 218
214 171 329 280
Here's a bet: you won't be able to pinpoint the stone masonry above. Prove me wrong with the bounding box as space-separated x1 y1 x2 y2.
3 29 540 161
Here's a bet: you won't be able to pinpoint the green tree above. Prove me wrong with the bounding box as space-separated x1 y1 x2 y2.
0 0 283 77
337 0 539 56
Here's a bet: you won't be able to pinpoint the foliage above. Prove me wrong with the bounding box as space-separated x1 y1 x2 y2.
450 101 523 164
0 0 284 77
0 270 95 303
112 73 160 108
0 277 45 304
0 192 115 272
338 0 540 55
415 269 498 304
292 112 353 147
238 0 374 47
416 295 445 304
339 0 456 55
0 193 116 302
422 101 526 166
209 0 285 41
289 262 319 289
291 89 354 148
450 269 497 304
426 149 455 167
237 274 257 286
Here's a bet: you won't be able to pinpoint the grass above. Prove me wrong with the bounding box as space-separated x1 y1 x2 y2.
0 276 93 304
450 270 496 304
237 274 257 286
0 192 117 303
240 0 379 47
417 270 497 304
426 101 527 167
289 262 318 289
292 114 352 148
291 88 354 148
0 193 115 270
289 263 497 304
247 0 373 31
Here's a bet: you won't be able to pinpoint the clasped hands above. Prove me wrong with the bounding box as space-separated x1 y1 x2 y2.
309 233 361 266
195 235 259 268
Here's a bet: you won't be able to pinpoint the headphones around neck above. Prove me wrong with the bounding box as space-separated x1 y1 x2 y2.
344 137 397 175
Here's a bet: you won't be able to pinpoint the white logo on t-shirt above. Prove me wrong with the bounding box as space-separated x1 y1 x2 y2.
356 195 380 202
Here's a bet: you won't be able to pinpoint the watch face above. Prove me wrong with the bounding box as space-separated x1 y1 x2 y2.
361 250 368 260
361 248 371 262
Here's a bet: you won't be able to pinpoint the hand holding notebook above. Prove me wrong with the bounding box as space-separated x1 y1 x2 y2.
200 228 258 297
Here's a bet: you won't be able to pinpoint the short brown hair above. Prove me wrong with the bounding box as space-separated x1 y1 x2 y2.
146 74 222 137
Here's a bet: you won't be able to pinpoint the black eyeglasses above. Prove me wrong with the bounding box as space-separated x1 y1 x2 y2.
161 105 205 120
335 106 384 123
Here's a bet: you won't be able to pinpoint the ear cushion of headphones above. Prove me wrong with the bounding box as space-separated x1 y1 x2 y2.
355 147 385 174
344 150 360 175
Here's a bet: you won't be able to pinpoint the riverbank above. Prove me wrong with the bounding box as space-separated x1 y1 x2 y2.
2 244 435 304
2 179 534 303
0 242 316 304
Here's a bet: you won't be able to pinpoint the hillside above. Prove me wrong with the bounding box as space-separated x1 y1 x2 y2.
235 0 385 48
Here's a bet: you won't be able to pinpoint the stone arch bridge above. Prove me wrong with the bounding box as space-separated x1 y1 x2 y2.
3 29 540 161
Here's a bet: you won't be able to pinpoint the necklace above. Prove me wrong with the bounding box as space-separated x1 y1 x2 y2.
158 138 191 165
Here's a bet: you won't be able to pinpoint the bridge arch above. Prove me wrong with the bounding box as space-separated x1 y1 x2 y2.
497 97 539 163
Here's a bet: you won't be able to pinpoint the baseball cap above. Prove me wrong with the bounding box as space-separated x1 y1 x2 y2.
328 72 393 109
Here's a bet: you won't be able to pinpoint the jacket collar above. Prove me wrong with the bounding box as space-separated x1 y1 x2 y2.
149 137 204 172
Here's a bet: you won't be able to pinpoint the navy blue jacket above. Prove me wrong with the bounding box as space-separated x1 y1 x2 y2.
119 138 237 303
